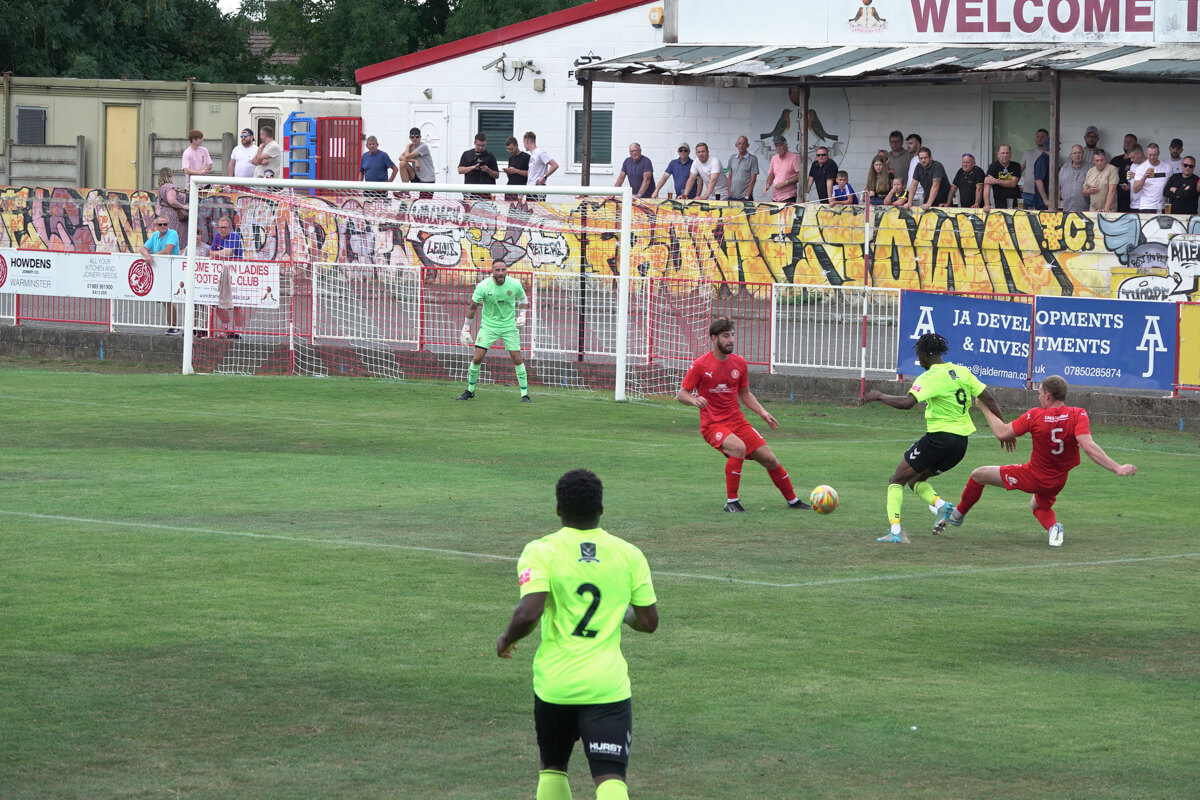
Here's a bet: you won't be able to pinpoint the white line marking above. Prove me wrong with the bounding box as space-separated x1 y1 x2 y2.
4 509 1197 589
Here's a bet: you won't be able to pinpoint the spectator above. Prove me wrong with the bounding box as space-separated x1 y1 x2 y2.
457 132 500 187
181 129 213 190
829 170 857 205
984 144 1021 211
763 136 801 203
524 131 558 196
1020 128 1050 209
398 128 435 186
1058 145 1089 212
228 128 257 179
154 166 189 247
251 126 282 179
886 130 912 188
654 143 698 199
210 216 246 339
864 154 892 202
1110 133 1138 213
1081 125 1102 167
615 143 655 198
685 142 727 200
503 136 530 185
1166 138 1185 173
359 136 398 198
1132 143 1172 213
883 176 909 207
1083 150 1118 213
726 136 759 201
139 216 181 334
807 145 838 204
906 147 949 209
947 153 985 208
1164 156 1199 215
905 134 925 206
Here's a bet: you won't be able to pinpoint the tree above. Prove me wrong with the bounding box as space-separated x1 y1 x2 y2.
439 0 589 43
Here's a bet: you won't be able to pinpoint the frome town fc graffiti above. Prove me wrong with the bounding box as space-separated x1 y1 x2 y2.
2 185 1198 300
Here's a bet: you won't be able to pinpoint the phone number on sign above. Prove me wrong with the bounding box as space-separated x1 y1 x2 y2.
1064 365 1122 378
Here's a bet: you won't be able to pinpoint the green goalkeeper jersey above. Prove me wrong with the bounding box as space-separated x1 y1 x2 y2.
517 526 657 705
472 275 526 329
909 361 987 437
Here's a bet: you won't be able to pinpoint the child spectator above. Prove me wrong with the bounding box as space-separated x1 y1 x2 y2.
884 177 908 207
830 171 858 205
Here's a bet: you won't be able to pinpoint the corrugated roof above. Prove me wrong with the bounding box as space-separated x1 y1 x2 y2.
577 43 1200 83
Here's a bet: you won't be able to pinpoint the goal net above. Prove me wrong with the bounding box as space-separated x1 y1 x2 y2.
182 177 713 400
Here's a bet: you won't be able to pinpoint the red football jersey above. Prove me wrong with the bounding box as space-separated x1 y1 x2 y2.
681 351 749 429
1011 405 1091 481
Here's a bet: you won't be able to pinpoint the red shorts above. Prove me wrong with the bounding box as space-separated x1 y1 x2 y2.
999 463 1066 507
702 418 766 456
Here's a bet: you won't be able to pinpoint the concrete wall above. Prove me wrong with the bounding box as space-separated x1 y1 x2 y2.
2 137 86 187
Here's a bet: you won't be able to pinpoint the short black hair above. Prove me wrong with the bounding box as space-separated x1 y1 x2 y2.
709 317 734 337
557 469 603 519
914 332 949 359
889 130 903 140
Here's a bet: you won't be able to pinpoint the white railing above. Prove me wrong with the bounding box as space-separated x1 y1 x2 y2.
771 284 901 374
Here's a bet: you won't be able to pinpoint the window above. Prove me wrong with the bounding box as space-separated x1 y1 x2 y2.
569 104 613 170
474 106 514 152
17 107 47 145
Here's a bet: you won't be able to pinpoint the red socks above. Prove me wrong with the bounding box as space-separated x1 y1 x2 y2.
1033 506 1057 530
768 464 798 504
725 458 743 501
958 478 985 515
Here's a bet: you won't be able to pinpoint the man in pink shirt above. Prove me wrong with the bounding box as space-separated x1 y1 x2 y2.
181 129 213 190
763 135 800 203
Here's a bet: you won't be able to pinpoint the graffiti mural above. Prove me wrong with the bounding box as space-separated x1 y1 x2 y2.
3 184 1199 300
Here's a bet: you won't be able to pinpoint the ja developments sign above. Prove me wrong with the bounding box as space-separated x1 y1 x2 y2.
898 292 1032 389
0 249 172 302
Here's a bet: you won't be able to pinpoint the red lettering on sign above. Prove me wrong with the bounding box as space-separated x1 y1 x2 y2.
1083 0 1119 30
1014 0 1044 32
911 0 951 32
958 0 984 31
1124 0 1152 31
1048 0 1081 31
987 0 1012 31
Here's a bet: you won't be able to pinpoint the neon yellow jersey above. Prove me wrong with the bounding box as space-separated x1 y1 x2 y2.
472 276 526 329
517 526 656 705
909 361 987 436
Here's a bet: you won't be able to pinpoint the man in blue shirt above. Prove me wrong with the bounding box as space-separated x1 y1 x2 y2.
360 136 398 196
653 143 698 199
139 215 181 334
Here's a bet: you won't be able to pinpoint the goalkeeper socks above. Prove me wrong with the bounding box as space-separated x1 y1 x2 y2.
595 778 629 800
912 480 938 508
725 457 744 501
1033 506 1057 531
515 363 529 396
768 464 798 503
887 483 904 526
537 769 572 800
467 362 481 393
957 478 985 515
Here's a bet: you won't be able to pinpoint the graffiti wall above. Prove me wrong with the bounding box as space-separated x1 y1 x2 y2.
3 185 1198 300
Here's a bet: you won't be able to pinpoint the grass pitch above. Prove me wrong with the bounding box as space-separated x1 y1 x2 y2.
1 368 1197 799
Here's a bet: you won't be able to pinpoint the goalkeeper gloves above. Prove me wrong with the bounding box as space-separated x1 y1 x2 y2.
460 322 473 346
515 311 526 328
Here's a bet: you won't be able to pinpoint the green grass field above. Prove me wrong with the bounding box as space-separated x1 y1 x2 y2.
1 367 1197 799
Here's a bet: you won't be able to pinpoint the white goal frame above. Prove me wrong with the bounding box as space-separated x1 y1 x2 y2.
185 177 636 398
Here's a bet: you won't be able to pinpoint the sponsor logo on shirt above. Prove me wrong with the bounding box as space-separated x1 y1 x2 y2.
712 382 733 393
518 567 532 586
1006 475 1018 485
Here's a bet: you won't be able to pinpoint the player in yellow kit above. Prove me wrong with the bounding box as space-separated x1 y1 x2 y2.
498 469 659 800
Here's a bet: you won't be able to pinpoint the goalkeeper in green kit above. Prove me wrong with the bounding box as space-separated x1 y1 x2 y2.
457 259 531 402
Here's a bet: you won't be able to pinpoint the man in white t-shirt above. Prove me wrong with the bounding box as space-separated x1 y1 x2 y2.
228 128 258 178
684 142 727 200
1131 142 1173 213
252 126 283 179
523 131 558 190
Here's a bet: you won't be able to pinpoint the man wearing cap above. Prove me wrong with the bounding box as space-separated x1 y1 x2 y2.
1082 126 1102 167
1166 138 1185 174
229 129 258 179
726 136 759 201
654 143 698 199
764 136 801 203
399 128 435 185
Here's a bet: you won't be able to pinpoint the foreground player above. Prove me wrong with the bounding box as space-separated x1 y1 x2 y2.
677 318 810 512
498 469 659 800
457 260 531 402
864 333 1007 543
935 375 1137 546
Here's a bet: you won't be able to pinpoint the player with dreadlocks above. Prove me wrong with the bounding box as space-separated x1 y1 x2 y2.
863 333 1011 543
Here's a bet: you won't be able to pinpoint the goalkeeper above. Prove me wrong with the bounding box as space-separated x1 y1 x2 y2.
457 260 531 402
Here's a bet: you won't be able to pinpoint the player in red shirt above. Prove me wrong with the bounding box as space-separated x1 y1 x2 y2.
677 318 810 513
935 375 1137 546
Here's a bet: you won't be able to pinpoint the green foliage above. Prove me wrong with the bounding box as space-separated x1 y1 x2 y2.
440 0 590 44
1 367 1198 798
0 0 262 82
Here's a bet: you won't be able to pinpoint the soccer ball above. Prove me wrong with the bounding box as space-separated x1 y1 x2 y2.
809 484 839 514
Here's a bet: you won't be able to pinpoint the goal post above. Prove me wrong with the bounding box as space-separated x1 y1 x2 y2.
184 176 709 400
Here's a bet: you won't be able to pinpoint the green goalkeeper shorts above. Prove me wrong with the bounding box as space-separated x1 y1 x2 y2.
475 324 521 351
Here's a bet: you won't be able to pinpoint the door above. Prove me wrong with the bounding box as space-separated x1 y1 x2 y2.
105 105 139 190
411 105 448 184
